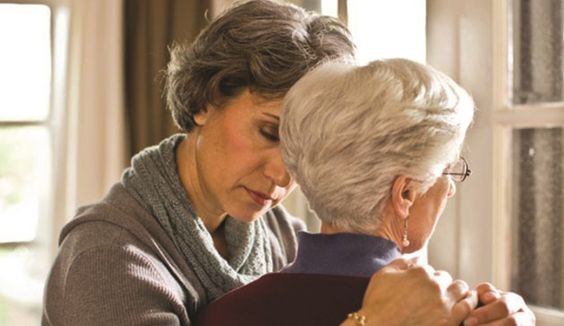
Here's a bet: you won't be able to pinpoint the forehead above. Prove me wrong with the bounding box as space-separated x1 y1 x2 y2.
225 90 284 116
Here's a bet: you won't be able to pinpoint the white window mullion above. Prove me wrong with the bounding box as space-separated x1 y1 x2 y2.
495 105 564 127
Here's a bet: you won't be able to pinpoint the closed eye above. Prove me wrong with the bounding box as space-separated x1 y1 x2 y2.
260 128 280 142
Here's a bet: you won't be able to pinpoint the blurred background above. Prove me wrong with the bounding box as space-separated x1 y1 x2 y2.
0 0 562 325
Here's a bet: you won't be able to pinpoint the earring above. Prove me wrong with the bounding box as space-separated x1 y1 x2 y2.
402 218 410 247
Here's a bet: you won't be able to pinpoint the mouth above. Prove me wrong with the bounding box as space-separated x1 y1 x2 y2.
244 187 275 206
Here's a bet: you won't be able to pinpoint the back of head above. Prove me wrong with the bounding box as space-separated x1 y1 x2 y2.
166 0 355 132
280 58 474 232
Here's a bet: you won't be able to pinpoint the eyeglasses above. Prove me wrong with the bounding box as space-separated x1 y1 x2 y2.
442 157 471 182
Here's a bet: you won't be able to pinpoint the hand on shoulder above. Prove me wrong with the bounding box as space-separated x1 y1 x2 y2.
345 258 477 326
343 259 536 326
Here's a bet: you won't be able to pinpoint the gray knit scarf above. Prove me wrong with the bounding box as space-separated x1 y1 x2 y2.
121 134 273 301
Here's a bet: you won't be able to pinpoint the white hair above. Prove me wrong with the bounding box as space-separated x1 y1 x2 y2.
280 58 475 232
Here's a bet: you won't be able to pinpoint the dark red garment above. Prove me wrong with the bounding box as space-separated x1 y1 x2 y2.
194 273 370 326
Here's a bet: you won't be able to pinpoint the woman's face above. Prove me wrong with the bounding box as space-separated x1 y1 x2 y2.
189 90 296 223
406 175 456 251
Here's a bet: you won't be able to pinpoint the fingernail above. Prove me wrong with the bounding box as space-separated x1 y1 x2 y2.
464 317 478 326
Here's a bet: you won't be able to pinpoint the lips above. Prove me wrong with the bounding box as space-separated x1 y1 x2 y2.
245 188 275 206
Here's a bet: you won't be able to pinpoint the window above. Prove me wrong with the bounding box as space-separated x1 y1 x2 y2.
0 2 69 325
504 0 564 322
427 0 564 325
0 3 51 242
346 0 426 64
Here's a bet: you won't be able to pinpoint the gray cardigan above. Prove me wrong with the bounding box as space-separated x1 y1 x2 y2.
42 183 304 325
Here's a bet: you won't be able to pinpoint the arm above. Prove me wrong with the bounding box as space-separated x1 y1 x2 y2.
342 259 478 326
462 283 535 326
44 245 190 326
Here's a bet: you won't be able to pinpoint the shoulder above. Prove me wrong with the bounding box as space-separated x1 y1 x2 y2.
262 205 306 269
263 205 306 237
43 184 197 325
53 184 163 268
56 183 180 265
195 273 369 326
44 239 191 325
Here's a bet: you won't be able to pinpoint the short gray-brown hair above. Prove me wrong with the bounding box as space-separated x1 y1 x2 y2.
280 59 475 232
165 0 355 132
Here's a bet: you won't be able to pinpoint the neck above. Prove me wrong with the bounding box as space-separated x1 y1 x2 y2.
318 206 404 250
319 223 342 234
320 221 380 238
374 204 406 252
176 134 227 234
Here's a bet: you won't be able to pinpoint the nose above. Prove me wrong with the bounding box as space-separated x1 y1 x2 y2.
264 149 292 188
447 177 456 198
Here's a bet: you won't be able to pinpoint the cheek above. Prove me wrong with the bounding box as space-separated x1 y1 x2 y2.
411 183 451 240
429 178 451 208
409 207 441 249
425 185 452 234
223 124 265 164
428 192 448 224
211 124 259 176
220 121 249 152
230 121 251 145
197 127 252 193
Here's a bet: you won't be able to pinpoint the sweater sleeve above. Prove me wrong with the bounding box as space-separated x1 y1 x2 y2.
43 245 191 326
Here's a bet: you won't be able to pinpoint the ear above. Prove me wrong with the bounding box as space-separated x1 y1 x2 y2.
390 175 417 219
193 108 212 126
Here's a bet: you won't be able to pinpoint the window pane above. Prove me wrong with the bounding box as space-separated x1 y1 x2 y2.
0 4 51 121
347 0 426 64
511 0 564 105
511 127 564 310
0 127 50 243
320 0 337 17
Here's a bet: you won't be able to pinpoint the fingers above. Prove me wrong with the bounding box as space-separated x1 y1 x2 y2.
451 289 478 322
447 280 475 323
465 311 533 326
464 291 529 326
475 282 502 305
447 279 471 301
467 298 509 324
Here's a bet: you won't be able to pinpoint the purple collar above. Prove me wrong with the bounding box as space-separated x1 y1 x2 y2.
281 232 401 277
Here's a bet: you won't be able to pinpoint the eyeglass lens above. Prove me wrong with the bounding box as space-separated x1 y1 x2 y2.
444 157 470 182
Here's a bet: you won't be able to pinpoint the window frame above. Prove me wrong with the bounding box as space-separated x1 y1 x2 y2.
492 0 564 323
428 1 564 325
0 0 70 265
0 1 70 324
0 1 48 248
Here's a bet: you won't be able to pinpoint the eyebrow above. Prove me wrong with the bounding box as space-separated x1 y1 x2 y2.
262 112 280 121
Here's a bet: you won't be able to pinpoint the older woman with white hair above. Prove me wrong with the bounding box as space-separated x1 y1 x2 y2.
195 59 534 326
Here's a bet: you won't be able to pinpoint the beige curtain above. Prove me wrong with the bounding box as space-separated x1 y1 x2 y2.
64 0 127 210
124 0 210 156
